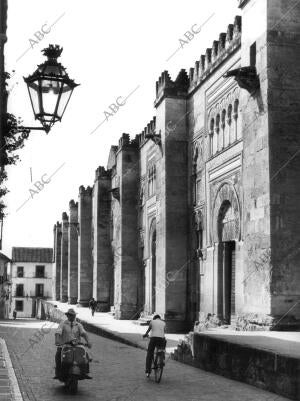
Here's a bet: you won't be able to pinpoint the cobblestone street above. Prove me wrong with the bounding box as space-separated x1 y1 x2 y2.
0 319 290 401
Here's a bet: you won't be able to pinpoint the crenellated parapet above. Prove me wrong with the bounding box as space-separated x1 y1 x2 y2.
118 133 130 149
117 133 139 152
189 16 241 93
62 212 68 222
69 200 78 225
79 185 93 196
155 69 189 107
69 199 78 209
95 166 111 182
137 116 156 147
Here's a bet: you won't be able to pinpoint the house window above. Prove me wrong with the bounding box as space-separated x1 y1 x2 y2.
35 265 45 278
15 300 23 311
16 284 24 297
36 284 44 297
17 266 24 278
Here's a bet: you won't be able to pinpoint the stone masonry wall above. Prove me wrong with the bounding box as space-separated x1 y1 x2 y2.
68 200 78 304
78 186 93 306
60 213 68 302
266 0 300 321
92 167 112 311
114 134 140 319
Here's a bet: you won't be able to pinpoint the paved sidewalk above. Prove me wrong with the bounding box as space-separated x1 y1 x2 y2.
50 301 300 358
0 338 23 401
195 327 300 358
49 301 185 353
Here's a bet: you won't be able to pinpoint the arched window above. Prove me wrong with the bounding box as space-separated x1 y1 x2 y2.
233 99 239 119
221 109 226 128
148 164 156 197
215 114 220 152
221 109 226 149
227 104 232 125
148 167 152 197
227 104 233 144
192 147 198 204
233 99 239 141
215 114 220 131
209 118 214 156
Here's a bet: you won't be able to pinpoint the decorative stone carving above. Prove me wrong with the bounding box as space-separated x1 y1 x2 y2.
194 210 204 231
223 66 260 94
139 181 145 206
139 230 144 248
212 182 241 243
207 85 240 156
111 188 120 201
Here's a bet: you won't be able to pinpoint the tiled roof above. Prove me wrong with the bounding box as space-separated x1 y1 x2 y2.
11 247 53 263
0 252 11 262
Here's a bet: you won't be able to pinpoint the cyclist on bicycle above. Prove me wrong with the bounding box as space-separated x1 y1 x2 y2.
143 314 166 377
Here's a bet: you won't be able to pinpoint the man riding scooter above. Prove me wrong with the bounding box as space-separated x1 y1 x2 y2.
54 308 92 379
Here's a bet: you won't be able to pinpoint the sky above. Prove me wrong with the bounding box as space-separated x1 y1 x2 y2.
3 0 240 256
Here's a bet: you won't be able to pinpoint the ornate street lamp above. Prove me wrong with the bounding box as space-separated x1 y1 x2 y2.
20 44 79 134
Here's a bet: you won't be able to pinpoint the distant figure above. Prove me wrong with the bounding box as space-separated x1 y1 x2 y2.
89 298 97 317
12 309 17 320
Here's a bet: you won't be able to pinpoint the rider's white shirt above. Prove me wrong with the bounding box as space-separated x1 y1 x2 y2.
149 319 165 338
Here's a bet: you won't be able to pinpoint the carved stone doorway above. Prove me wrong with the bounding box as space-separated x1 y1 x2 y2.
217 200 237 324
151 229 156 313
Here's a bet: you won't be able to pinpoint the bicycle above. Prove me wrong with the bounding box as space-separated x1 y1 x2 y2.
151 344 165 383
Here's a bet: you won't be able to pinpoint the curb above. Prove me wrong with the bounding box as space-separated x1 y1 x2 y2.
75 318 149 352
0 339 23 401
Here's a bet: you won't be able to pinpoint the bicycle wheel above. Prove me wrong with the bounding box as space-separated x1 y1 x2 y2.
154 352 164 383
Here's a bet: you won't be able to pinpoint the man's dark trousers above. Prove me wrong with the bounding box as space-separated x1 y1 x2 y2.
145 337 166 374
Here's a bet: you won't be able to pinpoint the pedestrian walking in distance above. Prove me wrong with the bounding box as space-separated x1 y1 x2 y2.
12 309 17 320
89 298 97 317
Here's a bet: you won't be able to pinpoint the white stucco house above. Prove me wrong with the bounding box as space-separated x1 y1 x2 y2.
11 247 53 318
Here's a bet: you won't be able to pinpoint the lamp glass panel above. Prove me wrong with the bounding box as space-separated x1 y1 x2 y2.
28 82 40 116
41 78 61 117
56 83 73 118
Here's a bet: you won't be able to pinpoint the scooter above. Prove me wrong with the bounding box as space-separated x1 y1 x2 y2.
56 339 92 394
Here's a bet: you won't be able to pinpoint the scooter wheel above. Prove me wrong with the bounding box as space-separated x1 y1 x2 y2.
68 377 78 394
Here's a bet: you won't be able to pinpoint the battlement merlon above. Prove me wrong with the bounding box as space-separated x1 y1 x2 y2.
189 15 241 93
79 185 93 196
94 166 111 182
117 133 139 152
155 16 241 104
155 69 189 108
137 116 156 147
69 199 78 209
69 199 78 224
62 212 69 222
54 221 62 233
